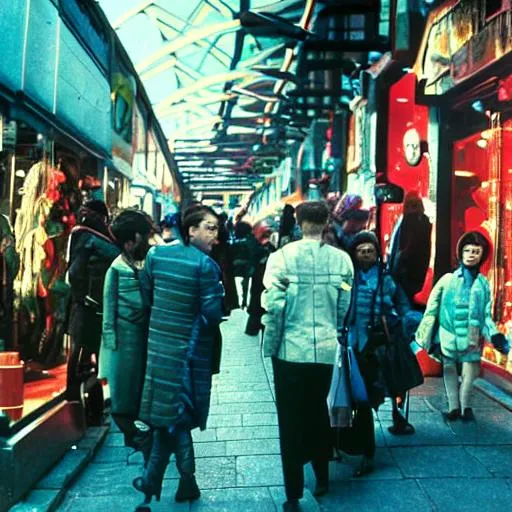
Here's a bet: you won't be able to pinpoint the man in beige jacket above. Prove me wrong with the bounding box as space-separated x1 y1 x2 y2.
262 201 354 512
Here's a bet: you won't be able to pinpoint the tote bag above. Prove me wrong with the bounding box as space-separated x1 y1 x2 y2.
327 344 352 428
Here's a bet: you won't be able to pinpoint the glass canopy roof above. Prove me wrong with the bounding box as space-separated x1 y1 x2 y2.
98 0 311 191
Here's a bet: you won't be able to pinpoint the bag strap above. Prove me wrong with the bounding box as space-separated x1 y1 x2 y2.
368 265 384 328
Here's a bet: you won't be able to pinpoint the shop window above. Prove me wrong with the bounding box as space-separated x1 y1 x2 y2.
0 123 79 426
344 14 366 41
451 125 512 376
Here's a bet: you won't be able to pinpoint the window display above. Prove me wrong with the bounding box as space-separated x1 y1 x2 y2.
0 120 106 424
451 120 512 376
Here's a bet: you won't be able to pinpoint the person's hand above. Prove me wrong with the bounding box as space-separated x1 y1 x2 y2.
0 236 12 254
491 333 510 355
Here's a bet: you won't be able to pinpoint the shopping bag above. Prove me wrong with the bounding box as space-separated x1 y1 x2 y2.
327 344 352 428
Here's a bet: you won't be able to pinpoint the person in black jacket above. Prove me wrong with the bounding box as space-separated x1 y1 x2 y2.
388 191 432 304
66 200 120 402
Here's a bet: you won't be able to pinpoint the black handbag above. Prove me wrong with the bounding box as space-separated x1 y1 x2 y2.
333 407 367 456
365 269 424 396
377 314 424 396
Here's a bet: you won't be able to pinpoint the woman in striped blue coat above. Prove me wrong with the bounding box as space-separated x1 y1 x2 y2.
133 206 224 509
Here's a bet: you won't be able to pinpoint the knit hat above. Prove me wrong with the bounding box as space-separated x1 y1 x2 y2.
333 193 370 224
350 230 380 253
456 230 490 265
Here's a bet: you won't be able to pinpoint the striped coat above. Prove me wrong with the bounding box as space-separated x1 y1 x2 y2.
138 242 224 429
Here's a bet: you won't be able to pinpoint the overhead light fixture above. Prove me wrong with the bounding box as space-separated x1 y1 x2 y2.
454 170 476 177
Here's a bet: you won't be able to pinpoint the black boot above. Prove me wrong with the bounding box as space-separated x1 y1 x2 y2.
388 409 415 436
461 408 475 422
130 430 153 466
175 474 200 502
442 408 461 421
132 429 173 510
174 427 200 502
354 456 374 477
282 499 301 511
132 475 162 511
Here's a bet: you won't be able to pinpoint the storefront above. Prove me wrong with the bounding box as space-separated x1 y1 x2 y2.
414 0 512 389
380 71 436 304
0 1 115 508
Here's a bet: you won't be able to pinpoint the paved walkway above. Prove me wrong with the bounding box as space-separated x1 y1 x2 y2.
57 309 512 512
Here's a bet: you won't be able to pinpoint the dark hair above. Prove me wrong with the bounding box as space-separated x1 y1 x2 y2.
279 204 296 240
84 200 109 220
296 201 329 226
111 209 153 247
235 221 252 238
350 230 380 259
181 205 219 244
456 230 490 265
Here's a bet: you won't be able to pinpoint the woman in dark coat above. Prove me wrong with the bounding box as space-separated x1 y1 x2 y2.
133 206 224 508
66 200 120 400
388 191 432 304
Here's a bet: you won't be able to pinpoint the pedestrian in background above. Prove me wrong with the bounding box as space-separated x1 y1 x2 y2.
159 212 181 244
347 231 411 476
416 231 510 421
245 219 275 336
262 201 354 511
387 191 432 304
133 205 224 508
211 211 239 314
324 193 370 251
98 209 153 463
231 221 254 309
277 204 301 248
66 200 119 402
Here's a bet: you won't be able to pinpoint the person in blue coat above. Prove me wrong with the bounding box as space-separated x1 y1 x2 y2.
347 231 411 476
133 205 224 508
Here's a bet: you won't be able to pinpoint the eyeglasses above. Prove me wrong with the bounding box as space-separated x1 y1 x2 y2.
356 247 376 255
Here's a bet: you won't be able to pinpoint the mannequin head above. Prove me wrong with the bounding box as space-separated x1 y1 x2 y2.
456 231 490 269
461 244 483 267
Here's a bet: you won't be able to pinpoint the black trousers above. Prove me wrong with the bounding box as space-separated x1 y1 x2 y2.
272 358 332 501
353 406 376 458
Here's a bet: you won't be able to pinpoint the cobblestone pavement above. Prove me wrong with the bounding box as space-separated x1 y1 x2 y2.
57 309 512 512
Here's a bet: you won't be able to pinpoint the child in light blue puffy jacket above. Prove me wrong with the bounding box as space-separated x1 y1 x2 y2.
416 231 510 422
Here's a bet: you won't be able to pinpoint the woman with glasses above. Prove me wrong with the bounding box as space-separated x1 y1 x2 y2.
347 231 411 477
133 205 224 509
